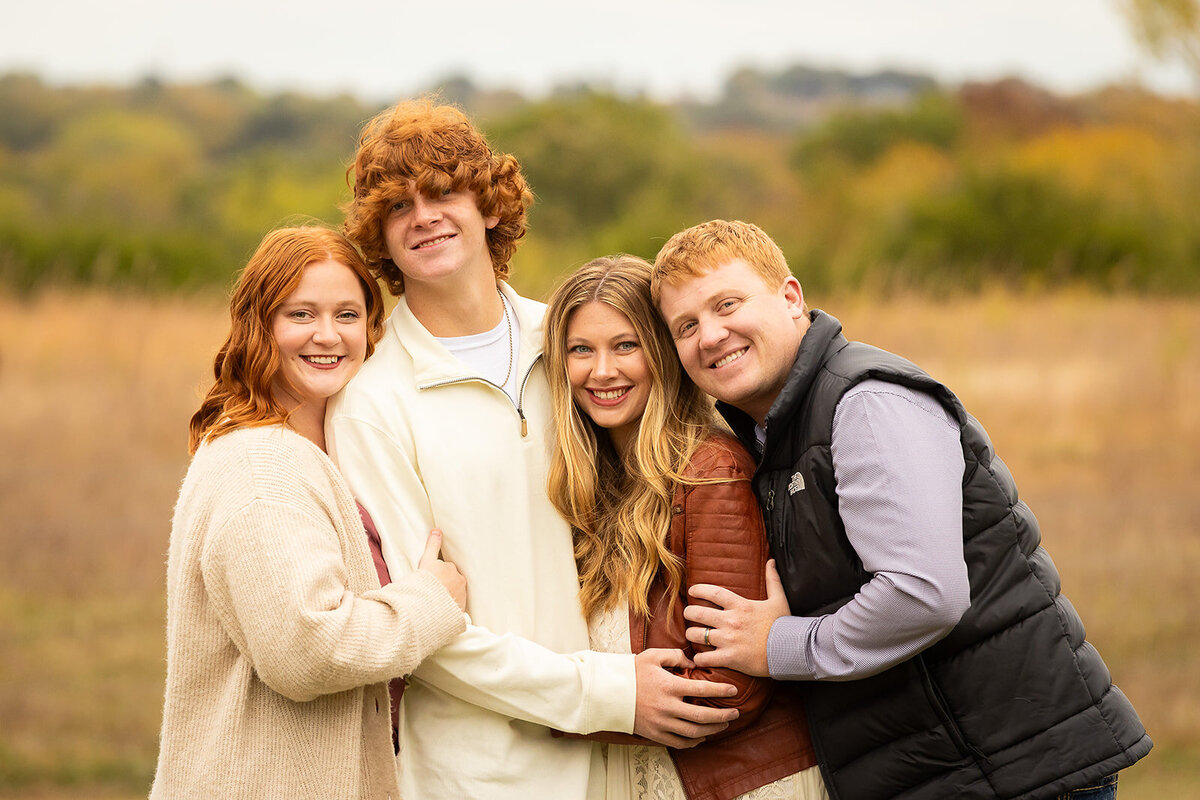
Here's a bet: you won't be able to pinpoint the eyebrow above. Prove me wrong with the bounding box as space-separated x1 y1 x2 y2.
278 297 365 309
663 308 692 329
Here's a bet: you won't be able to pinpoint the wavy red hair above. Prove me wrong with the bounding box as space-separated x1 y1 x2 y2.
188 226 385 453
342 97 533 296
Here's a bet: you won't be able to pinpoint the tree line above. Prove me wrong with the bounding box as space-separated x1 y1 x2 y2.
1 67 1197 297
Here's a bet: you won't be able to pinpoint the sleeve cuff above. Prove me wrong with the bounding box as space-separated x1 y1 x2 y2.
581 652 639 734
767 615 819 681
393 569 470 660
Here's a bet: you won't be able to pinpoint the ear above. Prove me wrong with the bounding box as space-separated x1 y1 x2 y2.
484 215 500 230
781 276 806 319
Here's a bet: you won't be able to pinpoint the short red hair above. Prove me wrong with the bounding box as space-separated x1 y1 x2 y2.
651 219 792 303
342 98 533 296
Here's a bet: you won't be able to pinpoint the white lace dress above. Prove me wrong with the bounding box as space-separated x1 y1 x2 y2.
588 605 829 800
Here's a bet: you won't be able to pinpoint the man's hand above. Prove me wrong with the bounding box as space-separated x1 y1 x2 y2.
417 529 467 611
632 649 739 748
683 559 791 677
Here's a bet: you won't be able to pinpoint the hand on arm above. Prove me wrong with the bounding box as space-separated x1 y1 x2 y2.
417 529 467 611
203 499 463 702
329 413 637 735
753 382 971 682
632 649 738 748
683 559 791 677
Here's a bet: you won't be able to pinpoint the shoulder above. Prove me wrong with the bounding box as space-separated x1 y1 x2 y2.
503 283 546 321
504 284 547 348
837 379 957 431
193 425 293 469
201 424 314 461
331 323 417 421
192 425 335 502
685 430 756 481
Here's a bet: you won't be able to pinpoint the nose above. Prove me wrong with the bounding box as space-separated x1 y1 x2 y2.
411 194 441 227
312 317 340 346
696 316 728 351
594 350 618 379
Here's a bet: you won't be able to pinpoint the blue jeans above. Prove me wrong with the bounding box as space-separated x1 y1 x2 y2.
1056 772 1118 800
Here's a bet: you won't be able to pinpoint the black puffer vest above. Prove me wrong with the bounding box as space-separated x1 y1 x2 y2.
719 311 1151 800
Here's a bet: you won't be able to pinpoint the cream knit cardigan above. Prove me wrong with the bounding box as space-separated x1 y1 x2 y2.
150 424 466 799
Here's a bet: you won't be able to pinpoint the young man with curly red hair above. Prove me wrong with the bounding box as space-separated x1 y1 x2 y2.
327 100 738 799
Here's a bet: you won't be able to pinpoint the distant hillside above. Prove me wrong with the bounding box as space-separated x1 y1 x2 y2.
1 66 1197 295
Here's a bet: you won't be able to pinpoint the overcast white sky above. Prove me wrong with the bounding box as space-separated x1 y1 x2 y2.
1 0 1192 100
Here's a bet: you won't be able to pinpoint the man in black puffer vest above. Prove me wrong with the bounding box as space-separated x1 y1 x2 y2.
652 220 1150 800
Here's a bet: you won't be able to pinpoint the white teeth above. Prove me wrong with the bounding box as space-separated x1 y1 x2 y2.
592 388 628 400
713 348 747 368
304 355 340 364
415 235 452 249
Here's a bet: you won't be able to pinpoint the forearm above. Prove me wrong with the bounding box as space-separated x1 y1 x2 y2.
766 572 965 680
769 381 970 681
204 501 465 702
411 626 637 733
329 413 638 734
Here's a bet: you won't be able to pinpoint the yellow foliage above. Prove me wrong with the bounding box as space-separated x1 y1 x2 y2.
854 141 957 217
1010 125 1174 203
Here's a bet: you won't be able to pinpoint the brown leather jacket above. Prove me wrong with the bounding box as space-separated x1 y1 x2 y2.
576 433 817 800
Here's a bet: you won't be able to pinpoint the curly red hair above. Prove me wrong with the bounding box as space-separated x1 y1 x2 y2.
188 226 385 454
342 98 533 296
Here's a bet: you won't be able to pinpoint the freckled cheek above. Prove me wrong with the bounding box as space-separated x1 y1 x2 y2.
383 219 407 256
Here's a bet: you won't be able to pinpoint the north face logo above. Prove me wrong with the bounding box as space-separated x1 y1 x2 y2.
788 472 806 495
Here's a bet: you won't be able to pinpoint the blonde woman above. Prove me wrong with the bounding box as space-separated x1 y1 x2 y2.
544 255 828 800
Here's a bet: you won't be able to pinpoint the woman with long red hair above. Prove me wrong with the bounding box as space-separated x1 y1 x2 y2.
151 226 467 799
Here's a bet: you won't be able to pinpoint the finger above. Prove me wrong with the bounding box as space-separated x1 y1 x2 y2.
681 719 735 736
648 728 717 749
673 677 738 700
765 559 787 605
641 647 694 670
658 733 707 750
682 604 720 627
418 529 443 567
687 583 740 609
670 720 731 741
671 702 740 725
683 625 711 647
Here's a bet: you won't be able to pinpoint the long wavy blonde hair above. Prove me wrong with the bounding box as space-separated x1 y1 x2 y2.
545 255 718 619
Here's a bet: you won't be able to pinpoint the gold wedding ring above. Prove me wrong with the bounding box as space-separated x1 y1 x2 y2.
703 626 712 646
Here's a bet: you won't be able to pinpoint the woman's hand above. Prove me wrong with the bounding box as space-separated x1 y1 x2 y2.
418 529 467 611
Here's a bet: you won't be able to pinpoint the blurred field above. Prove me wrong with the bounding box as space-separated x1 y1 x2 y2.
1 287 1197 798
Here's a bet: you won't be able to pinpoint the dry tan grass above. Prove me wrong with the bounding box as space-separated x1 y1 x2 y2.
1 287 1196 797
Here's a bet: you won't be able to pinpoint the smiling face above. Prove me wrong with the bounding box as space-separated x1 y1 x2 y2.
271 259 369 411
657 258 809 423
382 187 499 293
565 301 652 453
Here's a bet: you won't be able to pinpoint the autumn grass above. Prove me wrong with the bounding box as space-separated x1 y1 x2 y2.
1 287 1196 798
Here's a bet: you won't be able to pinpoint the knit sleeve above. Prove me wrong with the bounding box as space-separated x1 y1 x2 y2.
200 497 465 702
